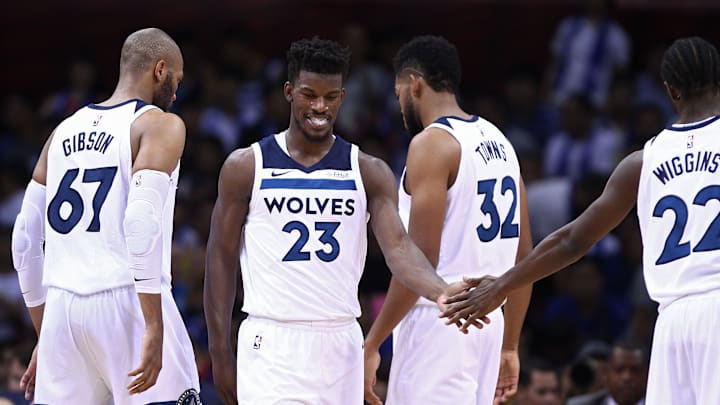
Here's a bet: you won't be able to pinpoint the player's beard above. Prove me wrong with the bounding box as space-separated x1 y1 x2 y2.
402 93 424 136
153 72 174 111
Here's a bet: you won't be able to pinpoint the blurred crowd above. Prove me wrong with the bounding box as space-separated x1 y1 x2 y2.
0 1 691 403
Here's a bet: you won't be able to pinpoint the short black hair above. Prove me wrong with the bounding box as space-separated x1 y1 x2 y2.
661 37 720 97
393 35 461 93
286 37 350 84
611 339 649 365
519 358 557 388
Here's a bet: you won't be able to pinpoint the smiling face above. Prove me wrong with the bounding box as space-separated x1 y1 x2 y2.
285 70 344 143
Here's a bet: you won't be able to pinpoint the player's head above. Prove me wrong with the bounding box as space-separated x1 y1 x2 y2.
517 358 561 405
606 340 648 405
284 38 350 142
393 35 461 135
660 37 720 109
119 28 184 111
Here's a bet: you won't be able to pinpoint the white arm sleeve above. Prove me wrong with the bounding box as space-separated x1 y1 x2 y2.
124 169 170 294
11 180 47 307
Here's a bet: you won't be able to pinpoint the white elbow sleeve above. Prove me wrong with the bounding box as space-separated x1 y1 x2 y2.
11 180 47 307
124 169 170 294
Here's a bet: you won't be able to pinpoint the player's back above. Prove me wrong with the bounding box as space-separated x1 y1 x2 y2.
638 115 720 309
44 99 177 294
240 132 368 321
399 115 522 299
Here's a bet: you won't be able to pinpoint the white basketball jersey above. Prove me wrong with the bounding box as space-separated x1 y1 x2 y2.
399 115 522 305
240 132 368 321
637 115 720 309
44 99 178 295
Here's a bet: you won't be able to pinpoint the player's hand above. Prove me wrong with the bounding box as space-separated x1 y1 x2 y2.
128 323 163 394
20 343 38 400
441 275 505 333
437 280 491 333
211 351 238 404
363 344 383 405
494 349 520 404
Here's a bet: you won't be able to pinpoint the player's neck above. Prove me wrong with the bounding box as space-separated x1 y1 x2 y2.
99 78 153 107
421 94 470 127
675 92 720 124
284 126 335 167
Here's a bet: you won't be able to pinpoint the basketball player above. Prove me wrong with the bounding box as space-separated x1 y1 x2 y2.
362 36 532 405
11 28 200 403
204 37 476 405
442 36 720 404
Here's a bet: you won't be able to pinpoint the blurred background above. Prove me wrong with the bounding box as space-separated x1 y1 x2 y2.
0 0 718 403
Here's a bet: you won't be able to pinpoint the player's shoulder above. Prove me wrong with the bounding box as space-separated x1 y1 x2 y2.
224 146 255 172
135 109 185 132
218 146 255 197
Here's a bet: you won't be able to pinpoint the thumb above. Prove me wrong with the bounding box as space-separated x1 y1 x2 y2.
463 275 483 286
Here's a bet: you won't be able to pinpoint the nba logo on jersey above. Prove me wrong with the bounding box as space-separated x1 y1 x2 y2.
92 114 103 126
253 334 263 349
687 134 694 149
134 174 142 187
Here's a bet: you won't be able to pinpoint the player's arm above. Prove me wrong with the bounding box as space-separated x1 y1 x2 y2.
363 129 454 403
364 129 453 348
12 129 54 401
125 110 186 394
443 150 643 330
360 151 448 302
495 176 533 402
204 147 254 405
12 130 55 335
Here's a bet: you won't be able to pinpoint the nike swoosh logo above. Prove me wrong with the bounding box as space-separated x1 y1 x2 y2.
134 277 153 282
271 170 292 177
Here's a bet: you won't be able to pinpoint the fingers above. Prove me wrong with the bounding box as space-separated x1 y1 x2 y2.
459 312 489 333
23 375 35 400
442 290 472 305
462 276 484 286
502 384 517 400
364 388 383 405
20 369 32 389
127 365 161 394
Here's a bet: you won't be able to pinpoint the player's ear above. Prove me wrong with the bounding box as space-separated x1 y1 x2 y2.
153 59 167 83
284 81 293 102
663 81 681 110
409 74 423 98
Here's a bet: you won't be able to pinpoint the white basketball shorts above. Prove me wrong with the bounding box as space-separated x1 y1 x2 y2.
386 305 504 405
35 286 200 405
236 316 363 404
646 290 720 404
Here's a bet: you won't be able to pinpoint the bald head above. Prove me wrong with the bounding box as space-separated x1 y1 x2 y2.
120 28 181 75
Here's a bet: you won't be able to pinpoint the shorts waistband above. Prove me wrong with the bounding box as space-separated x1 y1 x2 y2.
246 315 357 331
659 287 720 311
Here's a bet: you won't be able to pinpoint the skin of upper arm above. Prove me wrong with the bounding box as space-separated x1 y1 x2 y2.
132 111 186 175
359 152 406 252
207 148 255 260
564 150 643 250
515 176 533 263
405 128 459 267
31 129 57 185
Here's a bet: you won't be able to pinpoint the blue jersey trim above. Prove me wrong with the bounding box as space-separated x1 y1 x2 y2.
433 115 478 129
667 115 720 132
87 98 147 111
259 135 352 172
260 178 357 190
